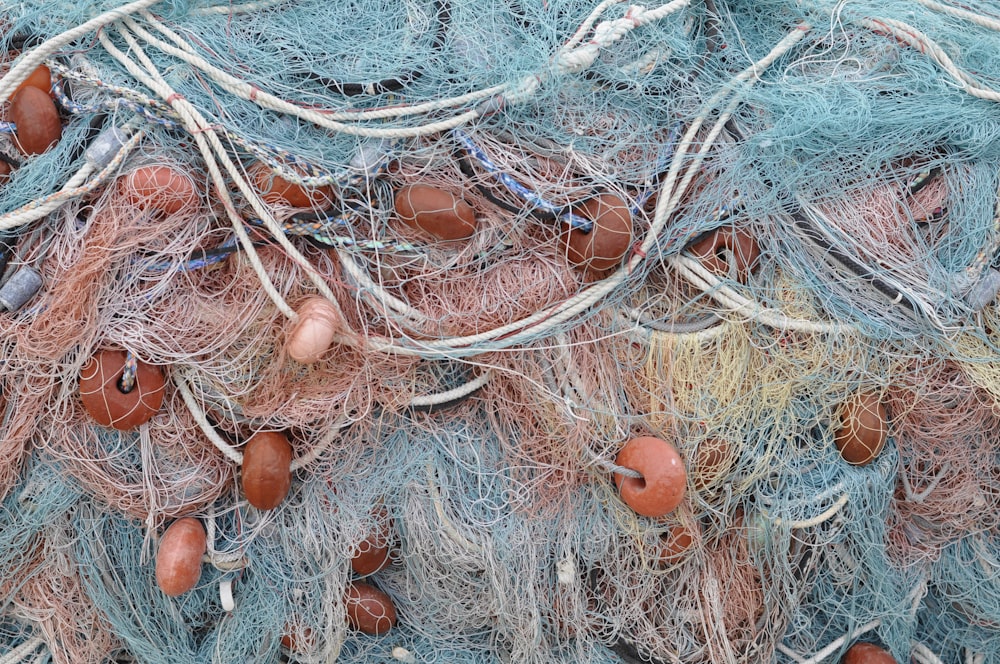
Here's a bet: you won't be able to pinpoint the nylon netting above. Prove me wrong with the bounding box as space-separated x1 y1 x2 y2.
0 0 998 662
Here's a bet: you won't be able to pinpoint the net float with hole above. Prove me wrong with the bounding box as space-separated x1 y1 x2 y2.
79 349 165 430
614 436 687 518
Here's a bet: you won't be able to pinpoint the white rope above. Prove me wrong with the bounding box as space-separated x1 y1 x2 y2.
335 251 433 328
0 125 143 231
0 637 44 664
135 12 508 123
774 643 807 664
426 463 483 554
555 0 692 74
0 163 94 231
0 0 163 104
188 0 291 14
99 25 298 320
670 254 853 334
353 25 812 356
174 370 244 465
408 370 492 408
858 15 1000 102
289 412 352 471
912 642 945 664
203 512 247 569
559 0 627 53
773 494 849 530
911 0 1000 32
784 620 881 664
111 24 353 328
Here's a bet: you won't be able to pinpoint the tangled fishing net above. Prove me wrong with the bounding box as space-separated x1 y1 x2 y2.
0 0 999 662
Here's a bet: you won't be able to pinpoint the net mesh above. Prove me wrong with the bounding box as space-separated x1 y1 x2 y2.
0 0 998 662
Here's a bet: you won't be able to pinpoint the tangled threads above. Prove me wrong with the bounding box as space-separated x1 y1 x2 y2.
0 0 999 662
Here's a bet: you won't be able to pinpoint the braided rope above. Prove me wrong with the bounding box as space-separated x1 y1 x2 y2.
858 15 1000 103
0 122 142 231
0 636 44 664
174 370 244 465
0 0 163 105
137 11 508 123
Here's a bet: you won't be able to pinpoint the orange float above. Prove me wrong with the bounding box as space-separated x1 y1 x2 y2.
614 436 686 518
394 184 477 241
687 226 760 282
155 518 206 597
78 349 165 430
655 523 696 567
13 65 51 97
9 86 61 155
123 165 199 215
248 161 334 208
834 392 888 465
351 510 393 577
563 194 633 272
841 642 897 664
286 296 344 364
344 582 397 635
242 431 293 510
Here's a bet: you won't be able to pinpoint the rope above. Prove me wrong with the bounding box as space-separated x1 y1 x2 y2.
0 0 163 105
174 370 244 465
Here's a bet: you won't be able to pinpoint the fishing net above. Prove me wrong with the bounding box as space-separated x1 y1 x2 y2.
0 0 998 662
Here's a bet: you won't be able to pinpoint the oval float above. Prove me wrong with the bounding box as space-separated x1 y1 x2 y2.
242 431 293 510
155 517 206 597
394 184 477 241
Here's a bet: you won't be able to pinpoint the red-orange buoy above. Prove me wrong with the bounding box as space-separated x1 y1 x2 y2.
344 582 397 635
834 392 888 466
242 431 293 510
0 160 11 184
280 622 316 653
9 86 61 155
687 226 760 282
563 194 632 273
841 642 897 664
155 517 206 597
614 436 686 518
123 165 199 215
656 523 696 567
248 161 334 208
394 184 477 241
351 509 393 577
13 65 52 98
693 438 734 490
79 349 165 430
